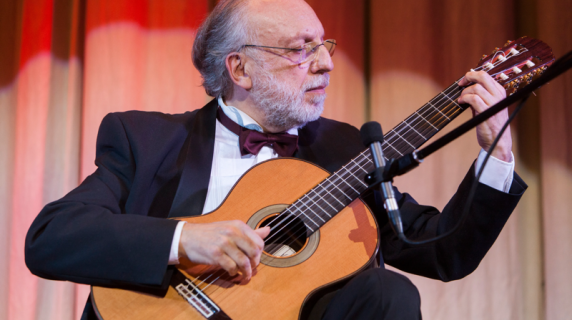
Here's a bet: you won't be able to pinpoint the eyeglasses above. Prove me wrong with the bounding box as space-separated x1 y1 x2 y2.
242 39 336 64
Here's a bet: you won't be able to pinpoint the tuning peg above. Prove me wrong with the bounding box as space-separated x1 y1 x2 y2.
525 60 535 68
504 40 513 47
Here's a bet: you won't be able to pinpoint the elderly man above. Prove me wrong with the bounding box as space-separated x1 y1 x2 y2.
26 0 526 319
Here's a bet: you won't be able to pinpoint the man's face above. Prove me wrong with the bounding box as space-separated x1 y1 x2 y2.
245 0 334 130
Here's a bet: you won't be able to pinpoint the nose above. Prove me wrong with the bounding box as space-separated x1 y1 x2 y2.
310 44 334 74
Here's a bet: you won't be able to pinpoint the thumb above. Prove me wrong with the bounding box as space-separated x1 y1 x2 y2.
255 226 271 239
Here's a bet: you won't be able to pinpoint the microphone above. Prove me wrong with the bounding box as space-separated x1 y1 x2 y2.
360 122 404 236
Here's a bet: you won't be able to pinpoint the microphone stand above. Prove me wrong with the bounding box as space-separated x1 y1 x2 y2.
365 49 572 245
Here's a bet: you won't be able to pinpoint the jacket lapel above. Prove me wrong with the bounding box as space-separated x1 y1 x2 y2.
168 100 218 218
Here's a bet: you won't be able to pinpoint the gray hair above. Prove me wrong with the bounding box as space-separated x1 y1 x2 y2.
192 0 254 99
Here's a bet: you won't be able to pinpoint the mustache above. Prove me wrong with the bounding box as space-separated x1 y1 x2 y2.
303 74 330 91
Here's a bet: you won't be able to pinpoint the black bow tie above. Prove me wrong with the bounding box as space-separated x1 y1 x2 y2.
216 107 298 157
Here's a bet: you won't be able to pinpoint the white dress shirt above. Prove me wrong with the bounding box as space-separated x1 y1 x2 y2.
168 98 515 263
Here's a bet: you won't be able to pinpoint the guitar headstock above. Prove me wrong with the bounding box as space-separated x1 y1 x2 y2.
475 37 555 95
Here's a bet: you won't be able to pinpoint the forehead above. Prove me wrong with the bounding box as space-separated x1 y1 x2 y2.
247 0 325 45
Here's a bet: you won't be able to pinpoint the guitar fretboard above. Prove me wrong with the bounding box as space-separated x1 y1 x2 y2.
274 82 468 234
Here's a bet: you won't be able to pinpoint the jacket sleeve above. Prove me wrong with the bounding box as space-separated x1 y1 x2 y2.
25 113 179 289
367 164 527 281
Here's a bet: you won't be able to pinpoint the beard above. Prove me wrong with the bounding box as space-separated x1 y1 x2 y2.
249 65 329 131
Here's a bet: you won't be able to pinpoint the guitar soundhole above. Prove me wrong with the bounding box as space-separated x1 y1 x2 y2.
248 204 320 268
259 213 308 258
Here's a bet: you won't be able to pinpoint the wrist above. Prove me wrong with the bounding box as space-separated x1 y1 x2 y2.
176 222 188 260
488 146 513 162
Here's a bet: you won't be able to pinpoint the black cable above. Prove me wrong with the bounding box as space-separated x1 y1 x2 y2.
395 94 530 245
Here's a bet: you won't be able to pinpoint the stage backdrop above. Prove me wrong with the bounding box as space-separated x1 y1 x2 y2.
0 0 570 319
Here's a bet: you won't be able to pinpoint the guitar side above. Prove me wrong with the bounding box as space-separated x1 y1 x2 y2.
92 157 380 320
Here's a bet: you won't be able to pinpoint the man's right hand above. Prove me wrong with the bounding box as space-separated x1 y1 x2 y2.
178 221 270 280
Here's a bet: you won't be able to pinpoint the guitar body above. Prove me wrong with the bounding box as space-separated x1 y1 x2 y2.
92 158 380 320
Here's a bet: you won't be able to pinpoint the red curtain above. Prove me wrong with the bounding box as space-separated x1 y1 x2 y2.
1 0 571 319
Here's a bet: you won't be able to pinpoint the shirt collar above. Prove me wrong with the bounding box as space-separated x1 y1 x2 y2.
217 97 298 136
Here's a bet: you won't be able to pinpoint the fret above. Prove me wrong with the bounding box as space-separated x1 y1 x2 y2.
275 81 469 236
403 114 436 138
298 194 331 220
441 91 460 107
324 175 359 201
347 164 369 188
350 158 370 177
427 101 451 120
307 188 340 212
288 203 319 230
298 202 327 224
391 129 416 150
382 137 404 157
315 182 347 207
335 168 363 195
420 104 448 127
414 110 439 130
402 120 429 140
323 179 353 201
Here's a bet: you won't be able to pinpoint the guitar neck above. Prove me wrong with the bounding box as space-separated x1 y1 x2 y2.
285 82 469 232
381 81 468 159
282 36 556 232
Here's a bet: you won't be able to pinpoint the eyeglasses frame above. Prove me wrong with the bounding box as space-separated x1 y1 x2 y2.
241 39 336 64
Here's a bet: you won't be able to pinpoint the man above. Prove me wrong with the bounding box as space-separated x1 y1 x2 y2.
25 0 526 319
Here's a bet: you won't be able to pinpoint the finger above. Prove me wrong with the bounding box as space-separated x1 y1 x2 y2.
463 71 504 98
458 74 471 86
458 93 488 114
255 226 271 239
459 84 497 108
224 247 253 279
217 252 239 277
218 221 261 260
224 222 263 274
234 222 266 254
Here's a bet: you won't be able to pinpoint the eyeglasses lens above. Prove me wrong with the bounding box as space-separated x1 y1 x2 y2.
300 40 336 63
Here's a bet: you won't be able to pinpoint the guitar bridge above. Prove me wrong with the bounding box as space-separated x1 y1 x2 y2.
171 269 231 319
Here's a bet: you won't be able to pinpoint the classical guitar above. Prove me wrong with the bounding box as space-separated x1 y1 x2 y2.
91 37 554 320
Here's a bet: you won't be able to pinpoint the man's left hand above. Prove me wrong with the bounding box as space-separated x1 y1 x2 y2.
458 71 513 162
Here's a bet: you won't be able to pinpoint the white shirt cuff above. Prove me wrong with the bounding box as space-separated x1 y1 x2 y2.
168 221 186 265
474 149 515 193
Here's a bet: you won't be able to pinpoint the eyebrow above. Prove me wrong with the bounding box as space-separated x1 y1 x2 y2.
290 29 324 44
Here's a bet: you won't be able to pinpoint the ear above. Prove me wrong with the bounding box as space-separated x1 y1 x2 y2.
225 52 252 90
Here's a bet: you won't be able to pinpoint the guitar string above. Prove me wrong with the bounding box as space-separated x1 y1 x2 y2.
185 81 485 298
186 86 469 300
262 76 472 238
179 45 530 301
382 45 527 153
188 152 376 297
202 46 531 276
190 152 376 293
252 44 530 241
253 45 531 266
193 152 377 301
194 74 484 295
198 70 496 296
183 72 483 296
262 70 479 237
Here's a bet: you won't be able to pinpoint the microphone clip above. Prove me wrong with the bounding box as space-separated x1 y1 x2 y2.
364 151 423 190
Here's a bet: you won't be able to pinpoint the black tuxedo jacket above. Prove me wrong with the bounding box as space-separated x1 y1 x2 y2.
25 99 526 292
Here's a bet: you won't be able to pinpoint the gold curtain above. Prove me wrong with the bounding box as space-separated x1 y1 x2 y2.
0 0 570 319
